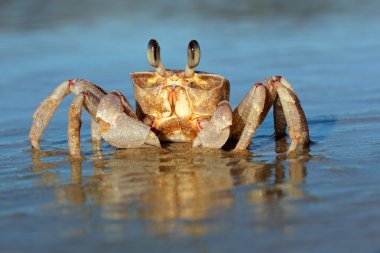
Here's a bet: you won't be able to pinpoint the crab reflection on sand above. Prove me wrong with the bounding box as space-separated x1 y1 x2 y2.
31 142 311 236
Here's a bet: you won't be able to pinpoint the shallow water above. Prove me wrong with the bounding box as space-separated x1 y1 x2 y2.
1 0 380 252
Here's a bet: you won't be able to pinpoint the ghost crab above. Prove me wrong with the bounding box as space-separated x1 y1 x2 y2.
30 39 309 157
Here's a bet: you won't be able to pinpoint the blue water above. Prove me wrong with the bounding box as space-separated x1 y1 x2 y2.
1 1 380 252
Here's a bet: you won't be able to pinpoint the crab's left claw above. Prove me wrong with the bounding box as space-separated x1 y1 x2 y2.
192 101 232 148
96 94 161 148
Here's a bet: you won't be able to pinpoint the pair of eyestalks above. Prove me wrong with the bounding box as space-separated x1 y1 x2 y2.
147 39 201 77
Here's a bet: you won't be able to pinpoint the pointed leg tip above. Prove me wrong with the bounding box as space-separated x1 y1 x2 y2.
30 140 40 150
286 139 310 155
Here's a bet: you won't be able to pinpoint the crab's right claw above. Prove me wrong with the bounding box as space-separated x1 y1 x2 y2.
96 94 160 148
192 101 232 148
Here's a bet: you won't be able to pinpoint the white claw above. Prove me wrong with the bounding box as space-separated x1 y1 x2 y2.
211 101 233 131
193 122 230 148
145 131 161 147
96 94 159 148
96 94 124 123
193 101 232 149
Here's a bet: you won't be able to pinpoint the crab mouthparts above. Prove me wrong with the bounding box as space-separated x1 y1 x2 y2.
166 82 182 89
167 88 178 106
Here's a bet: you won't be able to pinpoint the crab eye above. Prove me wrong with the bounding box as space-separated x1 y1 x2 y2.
147 39 161 68
187 40 200 68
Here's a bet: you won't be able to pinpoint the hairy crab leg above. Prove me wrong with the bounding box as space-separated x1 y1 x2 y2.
96 93 161 148
192 101 232 148
29 79 106 149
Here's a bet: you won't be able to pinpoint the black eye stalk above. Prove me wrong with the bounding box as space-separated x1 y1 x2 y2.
147 39 166 76
185 40 201 77
147 39 200 77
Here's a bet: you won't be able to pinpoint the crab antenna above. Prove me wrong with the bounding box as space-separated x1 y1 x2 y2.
147 39 166 76
185 40 201 77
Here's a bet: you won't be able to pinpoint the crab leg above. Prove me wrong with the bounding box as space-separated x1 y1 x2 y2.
90 119 102 152
30 82 70 149
272 77 309 152
29 79 106 149
231 76 309 152
79 90 103 144
68 93 84 157
231 83 272 150
273 96 287 139
68 91 108 157
96 93 161 148
91 119 102 141
192 101 233 148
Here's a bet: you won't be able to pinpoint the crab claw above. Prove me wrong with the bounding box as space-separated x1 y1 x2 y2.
192 101 232 148
96 94 160 148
